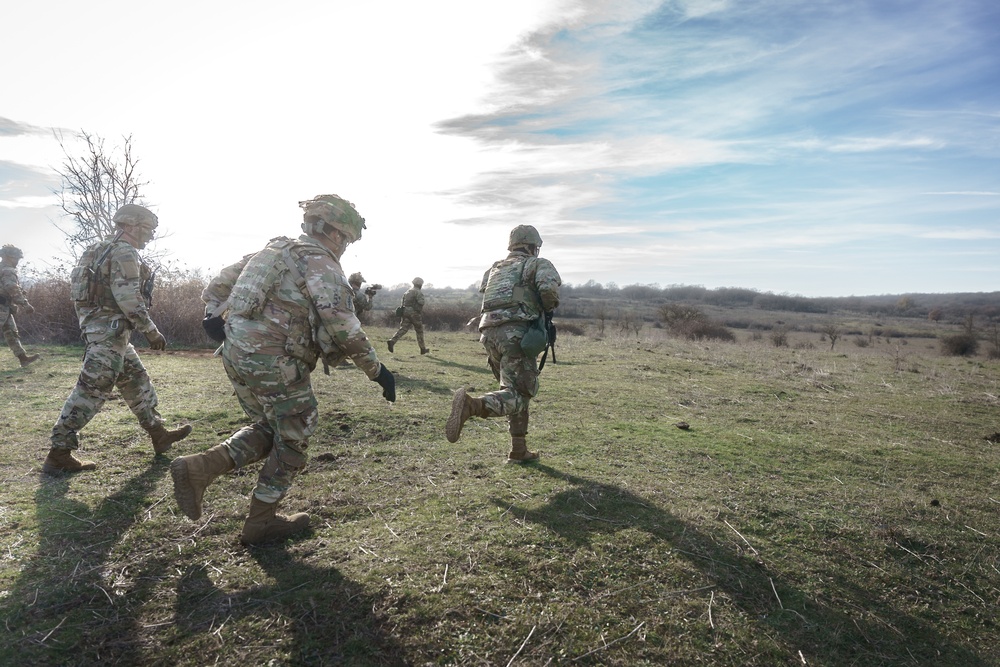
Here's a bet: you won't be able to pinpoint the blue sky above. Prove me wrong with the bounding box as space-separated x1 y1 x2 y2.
1 0 998 297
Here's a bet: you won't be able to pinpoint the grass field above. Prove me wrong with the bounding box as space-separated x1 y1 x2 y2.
1 326 998 666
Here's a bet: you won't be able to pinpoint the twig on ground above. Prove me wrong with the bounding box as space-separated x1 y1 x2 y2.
506 625 536 667
769 578 783 609
39 617 67 644
571 621 645 662
723 520 759 556
708 591 715 629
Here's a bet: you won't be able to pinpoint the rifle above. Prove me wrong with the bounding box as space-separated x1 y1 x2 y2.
538 311 557 371
141 268 156 307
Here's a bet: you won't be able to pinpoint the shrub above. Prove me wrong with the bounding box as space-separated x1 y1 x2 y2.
940 333 979 357
675 320 736 342
557 321 585 336
770 329 788 347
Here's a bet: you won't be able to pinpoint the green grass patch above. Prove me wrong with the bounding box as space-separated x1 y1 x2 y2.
0 329 998 665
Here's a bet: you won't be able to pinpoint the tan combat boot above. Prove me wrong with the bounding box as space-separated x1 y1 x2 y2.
147 423 193 455
507 436 539 464
445 387 487 443
18 353 40 367
240 496 310 545
170 444 235 520
42 447 96 474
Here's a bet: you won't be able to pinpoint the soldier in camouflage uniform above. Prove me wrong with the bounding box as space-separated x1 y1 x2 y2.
387 276 429 354
446 225 561 463
348 272 373 321
44 205 193 474
0 245 41 367
171 194 396 545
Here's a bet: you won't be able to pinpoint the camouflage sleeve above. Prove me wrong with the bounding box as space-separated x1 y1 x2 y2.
532 258 562 312
107 243 158 334
202 254 253 316
301 252 381 380
479 268 491 294
414 289 425 312
0 268 29 305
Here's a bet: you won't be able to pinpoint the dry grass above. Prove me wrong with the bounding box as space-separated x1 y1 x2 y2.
0 327 998 666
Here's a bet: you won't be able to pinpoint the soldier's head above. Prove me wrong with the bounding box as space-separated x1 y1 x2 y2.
348 272 365 289
113 204 158 249
299 194 366 258
0 245 23 265
412 276 424 288
508 225 542 256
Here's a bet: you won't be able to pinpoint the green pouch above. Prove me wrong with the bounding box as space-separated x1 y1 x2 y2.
395 306 405 317
519 317 548 357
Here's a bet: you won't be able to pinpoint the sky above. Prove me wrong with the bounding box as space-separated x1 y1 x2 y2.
2 0 999 298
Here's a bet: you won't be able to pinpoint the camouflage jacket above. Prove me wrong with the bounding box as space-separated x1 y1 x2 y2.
400 286 425 316
478 250 561 330
352 288 372 316
202 235 382 379
0 265 29 307
73 240 158 340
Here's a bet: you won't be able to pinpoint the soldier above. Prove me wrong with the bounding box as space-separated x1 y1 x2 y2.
348 271 374 321
0 245 41 367
44 204 192 474
445 225 561 463
387 276 429 354
171 194 396 545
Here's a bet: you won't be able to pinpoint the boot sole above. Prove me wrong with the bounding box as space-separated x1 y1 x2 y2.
170 459 202 521
445 388 467 443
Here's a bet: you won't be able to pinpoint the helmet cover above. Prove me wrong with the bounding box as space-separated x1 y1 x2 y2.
508 224 542 251
112 204 158 229
299 194 366 243
0 244 23 260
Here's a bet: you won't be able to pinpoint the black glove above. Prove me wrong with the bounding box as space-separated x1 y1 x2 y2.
202 314 226 342
373 364 396 402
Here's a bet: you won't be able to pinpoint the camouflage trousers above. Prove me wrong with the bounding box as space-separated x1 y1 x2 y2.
2 312 26 358
220 341 318 503
389 314 426 350
50 334 162 449
480 322 539 436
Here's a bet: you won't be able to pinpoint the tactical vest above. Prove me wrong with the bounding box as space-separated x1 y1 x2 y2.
481 256 541 315
69 241 115 307
227 237 314 319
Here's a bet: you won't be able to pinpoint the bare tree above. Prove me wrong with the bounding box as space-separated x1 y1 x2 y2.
53 131 149 258
820 322 840 350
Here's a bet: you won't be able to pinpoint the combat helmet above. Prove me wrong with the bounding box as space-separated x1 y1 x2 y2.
0 245 24 260
508 225 542 251
299 194 366 243
348 272 365 286
113 204 158 229
412 277 424 287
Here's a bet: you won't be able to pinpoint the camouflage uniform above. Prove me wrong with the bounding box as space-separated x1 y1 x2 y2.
388 277 428 354
46 205 191 473
172 194 395 545
202 234 384 502
0 246 39 366
349 276 373 320
446 225 561 462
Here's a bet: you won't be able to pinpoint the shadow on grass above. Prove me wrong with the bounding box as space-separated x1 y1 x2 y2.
0 460 170 665
173 546 408 666
501 463 989 667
